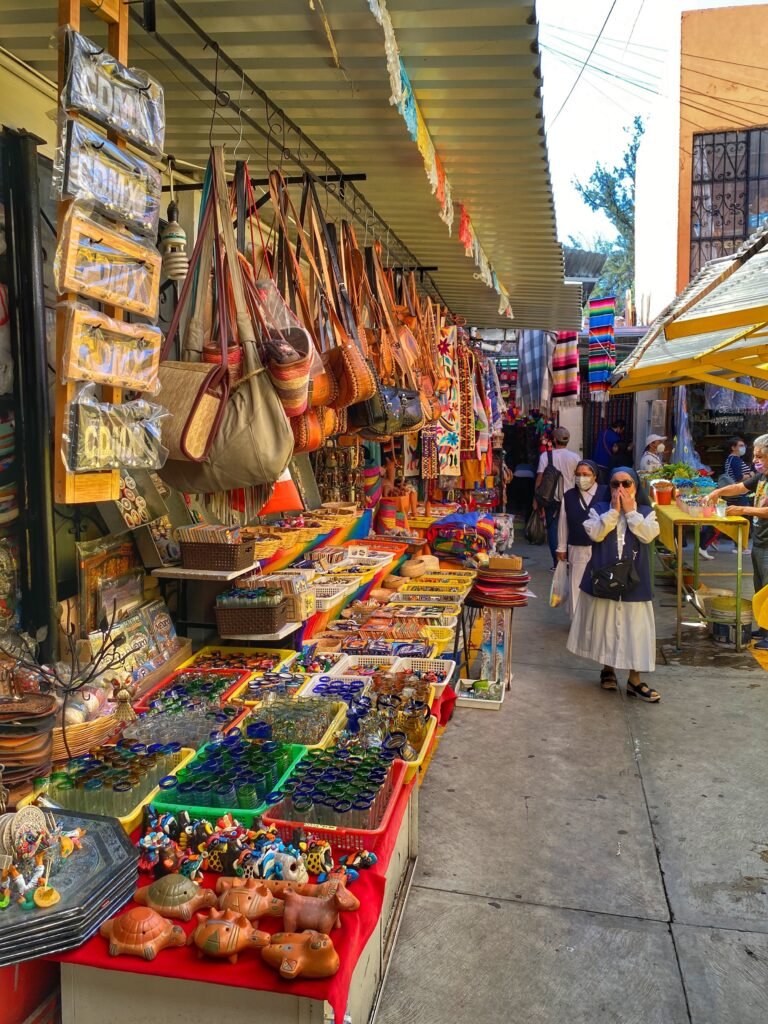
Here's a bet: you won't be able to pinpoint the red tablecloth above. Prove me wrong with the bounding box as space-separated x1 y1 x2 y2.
51 775 415 1024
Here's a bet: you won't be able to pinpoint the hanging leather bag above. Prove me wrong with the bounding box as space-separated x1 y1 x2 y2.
159 148 294 496
269 171 338 410
157 195 229 462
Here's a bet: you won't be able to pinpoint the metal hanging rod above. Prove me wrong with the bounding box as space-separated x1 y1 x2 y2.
163 173 367 194
129 0 451 309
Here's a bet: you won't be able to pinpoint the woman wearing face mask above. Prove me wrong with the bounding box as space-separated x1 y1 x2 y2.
639 434 667 475
556 460 609 617
566 467 662 701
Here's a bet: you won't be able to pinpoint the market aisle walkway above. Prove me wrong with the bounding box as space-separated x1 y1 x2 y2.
377 545 768 1024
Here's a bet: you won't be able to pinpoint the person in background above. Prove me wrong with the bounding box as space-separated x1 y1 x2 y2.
556 459 609 618
567 466 661 701
534 426 580 569
724 436 751 491
639 434 667 475
698 437 750 560
707 433 768 647
593 418 624 482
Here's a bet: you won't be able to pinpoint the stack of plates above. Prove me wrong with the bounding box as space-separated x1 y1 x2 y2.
0 694 57 805
470 567 531 607
0 808 137 967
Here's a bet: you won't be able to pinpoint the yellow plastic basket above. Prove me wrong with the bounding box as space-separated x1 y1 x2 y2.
242 701 347 751
179 645 297 678
401 715 438 783
423 626 455 656
19 747 196 836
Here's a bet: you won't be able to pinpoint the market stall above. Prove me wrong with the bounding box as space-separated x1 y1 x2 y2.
0 3 542 1019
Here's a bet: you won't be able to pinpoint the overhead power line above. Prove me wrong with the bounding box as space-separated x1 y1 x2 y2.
548 0 621 129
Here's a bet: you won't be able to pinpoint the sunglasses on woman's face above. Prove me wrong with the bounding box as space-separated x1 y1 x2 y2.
611 479 634 489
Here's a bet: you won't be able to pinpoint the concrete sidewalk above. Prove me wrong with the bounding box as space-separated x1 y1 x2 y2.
377 544 768 1024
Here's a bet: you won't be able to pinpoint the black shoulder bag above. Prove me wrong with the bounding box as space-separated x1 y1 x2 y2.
591 537 640 600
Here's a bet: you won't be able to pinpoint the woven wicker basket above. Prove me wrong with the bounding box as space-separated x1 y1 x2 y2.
180 540 255 571
215 599 289 637
52 712 118 762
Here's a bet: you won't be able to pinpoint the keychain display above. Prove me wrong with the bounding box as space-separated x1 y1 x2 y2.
56 120 162 236
61 306 162 393
62 28 165 156
314 441 364 507
55 206 161 319
63 384 168 473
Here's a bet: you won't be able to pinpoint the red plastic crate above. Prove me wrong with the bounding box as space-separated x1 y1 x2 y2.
134 668 251 712
262 761 407 854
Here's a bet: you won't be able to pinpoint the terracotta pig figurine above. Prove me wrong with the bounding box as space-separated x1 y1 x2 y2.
188 908 270 963
259 877 361 910
261 930 340 980
215 878 284 919
282 888 356 933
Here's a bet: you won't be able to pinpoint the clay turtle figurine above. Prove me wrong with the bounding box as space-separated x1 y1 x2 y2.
134 872 217 922
215 878 284 919
188 908 270 963
262 930 340 980
100 907 186 961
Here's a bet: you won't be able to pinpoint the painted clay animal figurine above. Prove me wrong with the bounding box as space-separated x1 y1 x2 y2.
258 877 360 908
204 835 243 875
188 908 270 963
261 930 340 980
134 873 217 922
303 839 333 876
100 907 186 961
282 888 354 932
216 878 283 919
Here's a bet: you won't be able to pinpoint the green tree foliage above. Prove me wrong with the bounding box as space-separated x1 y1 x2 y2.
574 116 644 311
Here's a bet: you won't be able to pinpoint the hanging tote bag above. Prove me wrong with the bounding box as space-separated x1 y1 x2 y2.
235 166 312 418
269 171 338 410
159 148 293 505
305 179 377 411
157 195 230 462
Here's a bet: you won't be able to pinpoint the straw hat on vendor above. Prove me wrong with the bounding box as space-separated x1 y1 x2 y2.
639 435 667 475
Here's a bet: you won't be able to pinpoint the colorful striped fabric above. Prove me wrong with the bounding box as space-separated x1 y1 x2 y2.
552 331 580 409
588 297 616 403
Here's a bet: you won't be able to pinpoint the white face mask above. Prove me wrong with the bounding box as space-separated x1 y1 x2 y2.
655 444 665 454
737 445 746 455
575 474 594 491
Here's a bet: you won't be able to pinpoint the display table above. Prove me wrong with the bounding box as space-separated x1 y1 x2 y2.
55 778 418 1024
654 505 750 650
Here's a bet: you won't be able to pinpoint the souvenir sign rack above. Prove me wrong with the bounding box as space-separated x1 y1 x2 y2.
55 0 133 504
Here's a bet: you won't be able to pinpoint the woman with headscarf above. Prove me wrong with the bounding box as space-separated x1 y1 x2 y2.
555 459 609 618
566 466 662 702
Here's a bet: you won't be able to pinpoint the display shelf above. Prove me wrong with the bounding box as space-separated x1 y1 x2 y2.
151 561 262 582
218 621 302 642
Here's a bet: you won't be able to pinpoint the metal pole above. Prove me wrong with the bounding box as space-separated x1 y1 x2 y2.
2 127 58 661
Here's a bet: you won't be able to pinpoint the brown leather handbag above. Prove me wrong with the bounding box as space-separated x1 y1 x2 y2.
305 180 377 411
268 171 338 410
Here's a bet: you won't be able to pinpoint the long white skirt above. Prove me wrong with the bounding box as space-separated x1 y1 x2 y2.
567 544 592 620
566 592 657 672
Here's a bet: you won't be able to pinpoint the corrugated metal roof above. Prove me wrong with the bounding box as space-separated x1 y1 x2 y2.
613 226 768 393
0 0 581 329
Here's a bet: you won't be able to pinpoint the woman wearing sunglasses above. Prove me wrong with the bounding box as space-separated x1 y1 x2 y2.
566 466 662 702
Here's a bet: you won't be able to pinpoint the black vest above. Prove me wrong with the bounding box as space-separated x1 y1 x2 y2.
580 503 654 603
564 485 609 547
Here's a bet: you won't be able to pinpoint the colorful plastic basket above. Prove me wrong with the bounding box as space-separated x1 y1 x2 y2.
262 761 407 853
151 743 306 827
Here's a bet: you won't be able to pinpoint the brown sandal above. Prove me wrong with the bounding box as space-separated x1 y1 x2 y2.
600 669 618 691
